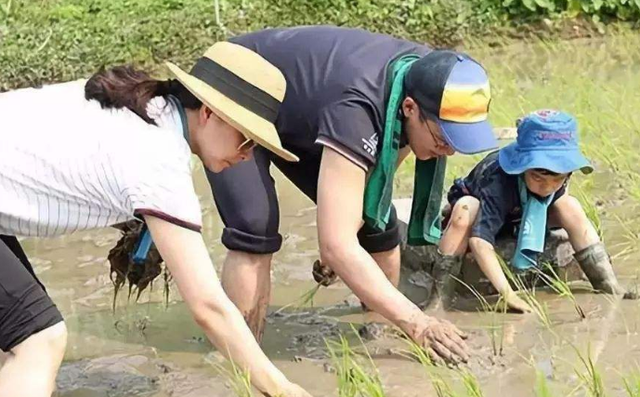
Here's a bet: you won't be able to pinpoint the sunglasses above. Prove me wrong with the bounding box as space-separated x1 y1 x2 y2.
237 137 257 153
426 119 450 149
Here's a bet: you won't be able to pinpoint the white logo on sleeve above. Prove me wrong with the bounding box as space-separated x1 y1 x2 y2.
362 133 379 157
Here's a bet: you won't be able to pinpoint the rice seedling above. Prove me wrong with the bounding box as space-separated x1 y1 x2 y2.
572 184 604 243
622 368 640 397
454 276 507 357
498 256 553 330
215 358 254 397
272 284 322 315
535 369 553 397
537 262 586 320
572 343 606 397
612 214 640 255
398 334 469 397
326 331 386 397
460 370 484 397
431 375 459 397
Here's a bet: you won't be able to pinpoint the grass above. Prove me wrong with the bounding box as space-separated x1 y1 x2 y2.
273 284 322 315
216 358 254 397
400 332 485 397
537 262 586 320
572 344 607 397
535 369 553 397
326 331 386 397
498 256 554 330
622 368 640 397
455 276 508 357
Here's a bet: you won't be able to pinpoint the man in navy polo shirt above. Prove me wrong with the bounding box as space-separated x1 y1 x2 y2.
208 25 498 362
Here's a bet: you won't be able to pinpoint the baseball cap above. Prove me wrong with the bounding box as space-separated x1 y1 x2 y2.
404 50 497 154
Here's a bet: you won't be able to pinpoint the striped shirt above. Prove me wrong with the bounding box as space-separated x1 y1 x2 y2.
0 80 202 237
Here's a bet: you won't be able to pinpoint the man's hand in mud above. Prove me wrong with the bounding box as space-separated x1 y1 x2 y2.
413 316 469 365
269 382 313 397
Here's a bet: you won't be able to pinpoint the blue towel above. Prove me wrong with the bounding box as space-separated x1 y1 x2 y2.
512 177 555 271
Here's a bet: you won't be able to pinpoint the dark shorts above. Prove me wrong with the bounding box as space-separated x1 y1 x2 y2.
0 235 63 351
207 147 401 255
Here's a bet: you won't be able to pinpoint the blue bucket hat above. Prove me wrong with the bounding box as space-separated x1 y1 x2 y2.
498 110 593 175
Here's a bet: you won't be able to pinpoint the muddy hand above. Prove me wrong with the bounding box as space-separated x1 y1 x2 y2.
415 315 469 364
504 293 532 314
269 382 313 397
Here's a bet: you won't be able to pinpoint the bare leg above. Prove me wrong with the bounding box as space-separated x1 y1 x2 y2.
549 194 633 297
548 195 599 251
221 251 273 342
0 322 67 397
439 196 480 256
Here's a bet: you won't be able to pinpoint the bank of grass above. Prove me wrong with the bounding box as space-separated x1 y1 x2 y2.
2 0 640 91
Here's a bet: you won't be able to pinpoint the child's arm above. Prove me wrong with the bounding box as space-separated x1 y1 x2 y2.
468 237 532 313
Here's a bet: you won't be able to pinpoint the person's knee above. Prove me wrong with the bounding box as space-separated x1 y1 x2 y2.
221 224 282 254
552 195 587 227
449 197 480 231
227 250 272 268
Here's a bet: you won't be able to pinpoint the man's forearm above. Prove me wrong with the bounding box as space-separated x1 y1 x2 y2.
322 242 424 334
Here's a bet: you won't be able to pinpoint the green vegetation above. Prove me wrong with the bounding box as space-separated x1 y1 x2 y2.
326 332 386 397
538 262 586 320
2 0 640 91
216 359 255 397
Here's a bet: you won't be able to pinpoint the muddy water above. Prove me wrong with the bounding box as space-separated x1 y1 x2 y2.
6 34 640 397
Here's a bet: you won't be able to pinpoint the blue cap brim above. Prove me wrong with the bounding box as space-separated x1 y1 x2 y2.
498 143 594 175
439 119 498 155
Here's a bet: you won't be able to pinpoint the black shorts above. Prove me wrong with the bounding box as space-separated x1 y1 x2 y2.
0 235 63 351
207 147 401 254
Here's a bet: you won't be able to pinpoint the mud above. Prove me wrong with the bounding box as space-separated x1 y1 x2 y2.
54 352 232 397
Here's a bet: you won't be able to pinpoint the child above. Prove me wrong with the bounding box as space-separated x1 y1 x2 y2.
433 110 636 312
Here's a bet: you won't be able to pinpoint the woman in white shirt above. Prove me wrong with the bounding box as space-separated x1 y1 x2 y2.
0 42 308 397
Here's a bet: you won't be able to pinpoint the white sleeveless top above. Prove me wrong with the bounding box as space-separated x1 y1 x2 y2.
0 80 202 237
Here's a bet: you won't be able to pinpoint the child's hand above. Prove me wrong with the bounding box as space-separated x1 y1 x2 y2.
503 292 532 314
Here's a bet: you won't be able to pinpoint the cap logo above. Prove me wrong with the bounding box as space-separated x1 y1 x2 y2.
537 130 574 141
439 82 490 123
532 109 559 119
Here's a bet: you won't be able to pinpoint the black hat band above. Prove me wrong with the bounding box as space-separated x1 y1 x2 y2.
190 57 280 123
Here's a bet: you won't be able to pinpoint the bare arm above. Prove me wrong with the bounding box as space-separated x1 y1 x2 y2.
317 148 469 361
468 237 531 313
144 215 309 397
468 237 512 293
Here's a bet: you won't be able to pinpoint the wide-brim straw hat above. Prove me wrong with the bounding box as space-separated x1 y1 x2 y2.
166 42 298 162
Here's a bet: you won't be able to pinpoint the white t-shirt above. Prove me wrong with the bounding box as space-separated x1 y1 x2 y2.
0 80 202 237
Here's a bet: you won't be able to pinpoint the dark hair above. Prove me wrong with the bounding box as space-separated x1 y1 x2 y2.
532 168 572 177
85 65 202 125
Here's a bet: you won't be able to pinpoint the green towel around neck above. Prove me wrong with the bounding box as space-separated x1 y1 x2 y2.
512 176 555 270
406 156 447 245
363 54 447 246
